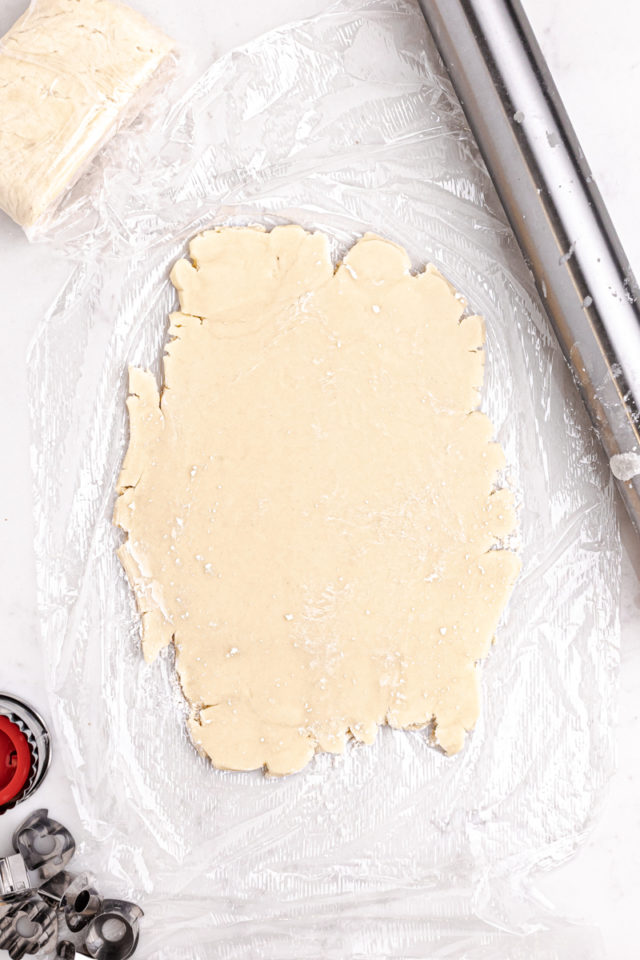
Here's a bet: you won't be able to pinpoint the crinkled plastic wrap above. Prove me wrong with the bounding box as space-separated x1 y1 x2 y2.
28 1 620 956
0 0 174 230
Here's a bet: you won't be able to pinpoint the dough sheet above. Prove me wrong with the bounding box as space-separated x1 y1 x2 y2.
0 0 173 228
114 225 520 774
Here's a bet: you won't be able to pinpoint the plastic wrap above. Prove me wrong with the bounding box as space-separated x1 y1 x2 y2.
0 0 174 230
28 0 620 956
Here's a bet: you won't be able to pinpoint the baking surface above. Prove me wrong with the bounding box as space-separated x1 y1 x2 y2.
0 0 638 955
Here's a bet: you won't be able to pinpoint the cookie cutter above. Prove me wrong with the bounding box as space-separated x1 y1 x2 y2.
3 811 144 958
39 871 77 906
13 809 75 882
0 893 58 959
61 874 102 933
52 895 143 960
0 695 51 815
0 853 29 900
83 900 143 960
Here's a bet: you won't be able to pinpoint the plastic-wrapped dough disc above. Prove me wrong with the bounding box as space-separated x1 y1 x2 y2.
0 0 173 229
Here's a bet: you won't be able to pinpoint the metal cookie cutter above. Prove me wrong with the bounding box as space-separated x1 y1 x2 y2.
0 695 51 815
2 810 144 959
83 900 143 960
0 853 30 900
0 893 58 959
61 874 102 933
13 809 75 882
39 870 77 906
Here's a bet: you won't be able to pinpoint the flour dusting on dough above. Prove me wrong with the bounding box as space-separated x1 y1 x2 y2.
114 225 520 775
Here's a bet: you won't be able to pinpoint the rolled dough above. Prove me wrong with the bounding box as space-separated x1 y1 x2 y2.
0 0 173 228
114 225 520 775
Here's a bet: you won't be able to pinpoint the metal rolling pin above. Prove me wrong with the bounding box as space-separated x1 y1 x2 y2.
418 0 640 535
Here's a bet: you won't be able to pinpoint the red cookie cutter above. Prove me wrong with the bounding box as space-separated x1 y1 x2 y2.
0 714 33 809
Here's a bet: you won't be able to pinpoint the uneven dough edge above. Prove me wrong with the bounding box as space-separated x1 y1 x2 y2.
114 367 174 663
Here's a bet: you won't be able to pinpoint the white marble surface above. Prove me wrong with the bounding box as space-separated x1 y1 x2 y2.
0 0 638 956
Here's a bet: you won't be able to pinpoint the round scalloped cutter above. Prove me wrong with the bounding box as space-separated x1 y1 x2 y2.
0 694 51 813
0 715 32 809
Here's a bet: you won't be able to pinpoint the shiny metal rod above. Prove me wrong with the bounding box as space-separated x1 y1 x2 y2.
418 0 640 535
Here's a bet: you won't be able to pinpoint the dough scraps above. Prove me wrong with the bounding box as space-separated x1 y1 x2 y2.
114 225 520 775
0 0 173 228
